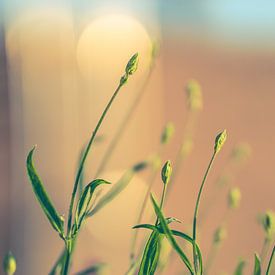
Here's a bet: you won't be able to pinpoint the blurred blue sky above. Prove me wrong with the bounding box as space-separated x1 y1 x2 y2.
1 0 275 49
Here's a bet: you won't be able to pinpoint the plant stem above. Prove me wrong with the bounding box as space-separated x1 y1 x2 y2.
192 151 216 274
266 245 275 275
67 82 124 234
129 152 161 262
95 65 154 178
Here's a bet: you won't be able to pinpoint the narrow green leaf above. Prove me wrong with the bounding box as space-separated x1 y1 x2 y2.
75 179 111 231
133 224 202 273
138 231 162 275
253 253 261 275
87 162 147 217
26 147 64 236
150 195 194 274
234 259 246 275
74 263 105 275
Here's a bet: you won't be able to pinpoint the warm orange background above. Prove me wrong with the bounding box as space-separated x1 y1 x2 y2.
0 2 275 275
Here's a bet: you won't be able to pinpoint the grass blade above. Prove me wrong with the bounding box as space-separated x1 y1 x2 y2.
26 147 64 236
138 231 162 275
150 195 194 274
254 253 261 275
74 263 105 275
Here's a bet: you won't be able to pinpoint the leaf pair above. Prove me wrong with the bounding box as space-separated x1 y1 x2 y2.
27 147 110 239
74 179 111 234
135 196 200 275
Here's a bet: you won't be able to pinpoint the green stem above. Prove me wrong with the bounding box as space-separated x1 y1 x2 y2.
266 245 275 275
129 153 161 262
67 82 124 234
192 151 216 274
95 65 154 178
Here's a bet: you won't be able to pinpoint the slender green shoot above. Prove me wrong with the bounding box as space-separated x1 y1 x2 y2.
266 245 275 275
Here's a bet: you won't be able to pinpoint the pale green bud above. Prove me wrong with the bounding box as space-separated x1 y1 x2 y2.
213 226 227 244
180 137 194 157
125 53 139 75
259 210 275 241
186 79 203 111
231 143 252 163
161 122 175 144
214 130 227 153
228 187 241 210
161 160 172 185
3 252 16 275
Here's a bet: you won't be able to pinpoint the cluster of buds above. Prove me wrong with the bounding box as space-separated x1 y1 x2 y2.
185 79 203 111
228 187 241 210
161 122 175 145
120 53 139 86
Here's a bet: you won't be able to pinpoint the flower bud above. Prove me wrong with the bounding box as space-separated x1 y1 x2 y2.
3 252 16 275
214 130 227 153
125 53 139 75
180 137 193 157
228 187 241 210
259 210 275 241
186 79 203 111
231 143 252 164
161 122 175 144
213 226 227 244
161 160 172 185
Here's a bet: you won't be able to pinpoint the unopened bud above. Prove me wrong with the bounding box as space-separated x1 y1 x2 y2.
213 226 227 244
161 122 175 144
259 210 275 241
214 130 227 153
231 143 252 164
186 79 203 111
228 187 241 209
180 137 193 157
125 53 139 75
3 252 16 275
161 160 172 185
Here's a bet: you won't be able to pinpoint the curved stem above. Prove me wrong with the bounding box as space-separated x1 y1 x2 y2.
67 82 124 234
95 66 154 178
192 151 216 274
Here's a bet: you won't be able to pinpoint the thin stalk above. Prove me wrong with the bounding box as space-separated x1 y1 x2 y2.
67 82 124 234
95 64 154 178
266 245 275 275
129 150 162 262
63 82 125 275
192 151 216 274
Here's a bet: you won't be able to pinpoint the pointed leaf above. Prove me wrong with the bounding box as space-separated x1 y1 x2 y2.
150 195 194 274
26 147 64 236
234 259 246 275
253 253 261 275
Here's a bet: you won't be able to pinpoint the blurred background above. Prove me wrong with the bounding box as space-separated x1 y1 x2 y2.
0 0 275 274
